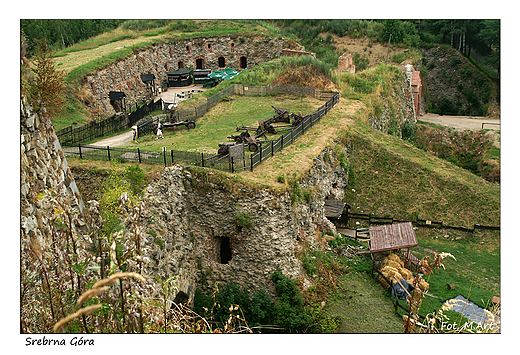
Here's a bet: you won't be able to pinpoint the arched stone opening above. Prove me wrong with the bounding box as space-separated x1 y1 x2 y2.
240 56 248 69
218 56 226 68
196 58 205 70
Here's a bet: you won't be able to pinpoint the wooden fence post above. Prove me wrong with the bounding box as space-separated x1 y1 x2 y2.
107 146 111 161
201 152 205 167
78 143 82 159
163 147 167 167
137 148 141 164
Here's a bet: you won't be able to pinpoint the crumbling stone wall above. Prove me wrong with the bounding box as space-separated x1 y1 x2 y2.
369 69 415 134
20 97 86 253
140 152 349 303
86 36 286 115
337 53 355 73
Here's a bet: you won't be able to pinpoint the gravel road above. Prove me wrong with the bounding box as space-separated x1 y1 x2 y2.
419 113 500 131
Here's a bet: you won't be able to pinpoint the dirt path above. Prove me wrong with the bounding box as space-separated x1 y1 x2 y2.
419 113 500 131
419 113 501 148
56 34 164 74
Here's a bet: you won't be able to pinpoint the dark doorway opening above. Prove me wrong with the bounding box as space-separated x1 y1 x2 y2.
178 61 184 69
218 237 232 264
196 58 205 70
240 56 247 69
218 56 226 68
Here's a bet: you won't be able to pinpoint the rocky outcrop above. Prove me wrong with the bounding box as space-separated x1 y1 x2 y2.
369 69 416 135
140 145 350 303
20 98 87 251
420 46 496 116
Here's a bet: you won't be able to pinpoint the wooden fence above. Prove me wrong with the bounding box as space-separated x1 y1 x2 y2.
163 84 332 124
333 210 499 237
56 99 163 146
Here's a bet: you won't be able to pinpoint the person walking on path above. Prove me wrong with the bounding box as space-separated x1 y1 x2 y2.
155 121 164 140
132 126 138 144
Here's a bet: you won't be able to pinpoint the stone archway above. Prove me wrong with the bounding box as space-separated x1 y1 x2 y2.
218 56 226 68
240 56 247 69
196 58 205 70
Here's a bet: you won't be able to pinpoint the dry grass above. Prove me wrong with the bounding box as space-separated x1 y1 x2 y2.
238 98 365 187
53 304 102 333
54 29 163 74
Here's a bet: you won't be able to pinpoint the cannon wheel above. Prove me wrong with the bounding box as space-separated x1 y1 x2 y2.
248 142 259 152
234 136 243 144
186 121 196 129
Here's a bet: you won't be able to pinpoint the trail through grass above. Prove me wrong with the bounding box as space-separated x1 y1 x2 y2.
326 270 404 333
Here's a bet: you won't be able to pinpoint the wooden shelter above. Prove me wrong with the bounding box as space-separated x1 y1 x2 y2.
324 199 346 219
108 91 127 112
368 222 418 269
167 68 192 87
141 73 156 95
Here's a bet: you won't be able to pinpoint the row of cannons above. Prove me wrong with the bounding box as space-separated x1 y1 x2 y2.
216 106 308 158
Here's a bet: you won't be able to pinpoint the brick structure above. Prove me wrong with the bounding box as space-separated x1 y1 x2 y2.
337 53 355 73
411 71 422 119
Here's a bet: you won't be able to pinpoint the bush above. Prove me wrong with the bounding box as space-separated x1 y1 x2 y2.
271 271 313 332
194 282 275 331
233 211 253 230
401 121 415 140
288 174 303 204
437 98 459 115
391 52 407 64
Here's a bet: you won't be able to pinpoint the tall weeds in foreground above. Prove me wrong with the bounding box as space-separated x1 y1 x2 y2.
21 186 251 333
403 252 500 333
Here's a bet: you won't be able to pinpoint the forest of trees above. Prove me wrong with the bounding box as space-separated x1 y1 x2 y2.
20 19 124 54
20 19 500 71
275 19 500 71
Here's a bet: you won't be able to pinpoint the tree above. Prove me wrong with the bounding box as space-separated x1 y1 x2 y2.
380 19 404 43
27 39 66 119
478 20 500 71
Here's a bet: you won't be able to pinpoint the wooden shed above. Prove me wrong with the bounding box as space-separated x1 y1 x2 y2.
167 68 192 87
368 222 418 269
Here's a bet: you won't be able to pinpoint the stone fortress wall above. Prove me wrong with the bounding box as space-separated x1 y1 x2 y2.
86 36 286 116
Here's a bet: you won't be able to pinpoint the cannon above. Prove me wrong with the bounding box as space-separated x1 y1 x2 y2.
227 130 262 152
290 112 308 127
236 105 294 138
162 102 196 131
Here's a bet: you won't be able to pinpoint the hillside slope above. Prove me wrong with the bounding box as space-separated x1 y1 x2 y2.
420 46 499 117
343 120 500 228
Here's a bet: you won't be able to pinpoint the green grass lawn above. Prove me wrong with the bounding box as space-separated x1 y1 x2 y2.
124 95 324 153
409 228 500 320
326 270 404 333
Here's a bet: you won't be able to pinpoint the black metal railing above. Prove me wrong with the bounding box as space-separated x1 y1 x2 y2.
63 86 340 174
